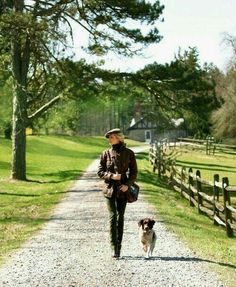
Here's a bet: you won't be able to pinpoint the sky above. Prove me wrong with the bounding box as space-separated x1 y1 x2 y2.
72 0 236 72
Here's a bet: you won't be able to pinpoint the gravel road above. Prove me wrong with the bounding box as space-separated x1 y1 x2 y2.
0 147 224 287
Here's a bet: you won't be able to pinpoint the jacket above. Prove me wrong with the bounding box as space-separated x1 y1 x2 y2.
97 143 138 198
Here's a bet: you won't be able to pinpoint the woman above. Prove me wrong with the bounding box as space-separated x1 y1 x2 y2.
97 128 138 258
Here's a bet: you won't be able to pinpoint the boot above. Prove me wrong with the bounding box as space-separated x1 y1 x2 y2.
112 244 121 259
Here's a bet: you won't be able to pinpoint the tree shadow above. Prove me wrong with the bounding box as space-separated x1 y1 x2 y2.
135 152 149 160
121 255 236 269
0 191 41 197
0 160 11 169
176 160 236 173
138 169 169 189
27 169 84 183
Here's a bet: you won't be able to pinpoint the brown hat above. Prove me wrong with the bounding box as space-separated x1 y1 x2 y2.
105 128 121 138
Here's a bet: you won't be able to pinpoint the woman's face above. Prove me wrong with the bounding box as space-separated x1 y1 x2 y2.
108 133 120 145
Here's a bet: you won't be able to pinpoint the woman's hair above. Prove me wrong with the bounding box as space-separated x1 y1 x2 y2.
114 132 125 143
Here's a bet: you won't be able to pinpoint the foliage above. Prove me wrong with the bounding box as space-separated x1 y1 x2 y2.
38 49 220 137
131 47 219 137
211 67 236 139
0 0 164 179
211 33 236 140
34 73 146 135
0 0 165 122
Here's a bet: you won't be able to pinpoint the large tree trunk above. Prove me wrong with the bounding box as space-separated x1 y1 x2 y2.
11 0 28 180
11 43 28 180
11 84 27 180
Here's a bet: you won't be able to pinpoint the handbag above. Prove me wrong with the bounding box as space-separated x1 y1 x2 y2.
126 182 139 203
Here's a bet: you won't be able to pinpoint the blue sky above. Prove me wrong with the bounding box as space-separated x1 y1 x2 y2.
72 0 236 72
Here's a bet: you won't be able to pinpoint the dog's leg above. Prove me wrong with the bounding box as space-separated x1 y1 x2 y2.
146 245 151 259
150 232 157 257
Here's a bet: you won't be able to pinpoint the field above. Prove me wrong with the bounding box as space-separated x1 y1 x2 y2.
176 145 236 185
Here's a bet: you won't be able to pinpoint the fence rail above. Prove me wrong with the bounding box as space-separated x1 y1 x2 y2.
149 141 236 237
178 137 236 155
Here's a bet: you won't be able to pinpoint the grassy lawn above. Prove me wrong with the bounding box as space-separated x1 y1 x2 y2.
176 146 236 185
136 150 236 287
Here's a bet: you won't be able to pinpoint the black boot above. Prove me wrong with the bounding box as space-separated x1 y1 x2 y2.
112 244 121 259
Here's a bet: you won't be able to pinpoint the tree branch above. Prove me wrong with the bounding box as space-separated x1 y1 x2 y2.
28 94 62 121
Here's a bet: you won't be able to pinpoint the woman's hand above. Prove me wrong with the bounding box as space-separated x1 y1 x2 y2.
111 173 121 181
119 185 128 192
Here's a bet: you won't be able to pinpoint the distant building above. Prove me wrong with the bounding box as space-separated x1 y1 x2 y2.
127 115 187 142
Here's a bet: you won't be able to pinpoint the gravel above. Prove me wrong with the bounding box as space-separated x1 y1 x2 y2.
0 149 224 287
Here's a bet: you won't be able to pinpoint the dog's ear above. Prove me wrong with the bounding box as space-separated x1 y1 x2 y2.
138 219 143 227
151 220 155 227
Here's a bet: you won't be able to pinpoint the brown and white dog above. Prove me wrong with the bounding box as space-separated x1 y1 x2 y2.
138 218 157 259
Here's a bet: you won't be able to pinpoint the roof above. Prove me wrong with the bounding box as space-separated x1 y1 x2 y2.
127 116 158 131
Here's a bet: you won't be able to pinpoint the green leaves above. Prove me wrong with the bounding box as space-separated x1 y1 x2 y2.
128 48 218 136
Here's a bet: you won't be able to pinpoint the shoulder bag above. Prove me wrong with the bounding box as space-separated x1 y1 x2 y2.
127 182 139 203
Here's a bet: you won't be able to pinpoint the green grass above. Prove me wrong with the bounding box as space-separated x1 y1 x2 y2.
136 151 236 287
176 146 236 185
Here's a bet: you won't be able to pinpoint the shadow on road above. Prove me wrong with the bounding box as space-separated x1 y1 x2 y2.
121 255 236 269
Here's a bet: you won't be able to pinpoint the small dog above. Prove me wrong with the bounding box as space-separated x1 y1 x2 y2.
138 218 157 259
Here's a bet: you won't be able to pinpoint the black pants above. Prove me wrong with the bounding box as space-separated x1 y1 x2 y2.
106 189 127 250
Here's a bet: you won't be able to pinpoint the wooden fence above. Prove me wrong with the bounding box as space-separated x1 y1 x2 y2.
178 137 236 155
149 141 236 237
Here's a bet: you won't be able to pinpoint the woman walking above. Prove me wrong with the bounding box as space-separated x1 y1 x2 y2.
97 128 138 258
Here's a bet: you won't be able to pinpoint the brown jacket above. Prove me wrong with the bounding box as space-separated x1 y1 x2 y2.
97 144 138 196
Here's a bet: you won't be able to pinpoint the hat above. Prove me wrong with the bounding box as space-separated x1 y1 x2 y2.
105 128 121 138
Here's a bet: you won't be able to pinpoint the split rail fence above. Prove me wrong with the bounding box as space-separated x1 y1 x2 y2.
149 140 236 237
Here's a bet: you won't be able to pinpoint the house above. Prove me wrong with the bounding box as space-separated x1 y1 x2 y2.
126 116 156 143
127 115 187 143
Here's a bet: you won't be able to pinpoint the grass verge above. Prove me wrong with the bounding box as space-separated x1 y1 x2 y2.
136 151 236 287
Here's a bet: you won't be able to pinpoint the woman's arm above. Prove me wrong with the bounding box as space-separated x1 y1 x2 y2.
97 151 113 181
127 150 138 186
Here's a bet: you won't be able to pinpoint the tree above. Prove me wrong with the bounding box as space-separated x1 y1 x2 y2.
210 33 236 140
0 0 164 180
211 66 236 139
36 77 141 135
131 47 219 137
0 71 12 138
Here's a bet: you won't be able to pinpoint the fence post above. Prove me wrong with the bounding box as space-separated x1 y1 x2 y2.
162 154 166 176
180 166 186 197
196 170 203 214
206 136 215 155
169 161 176 187
213 174 220 225
222 177 233 237
206 138 209 155
152 143 157 173
157 144 161 177
188 167 194 207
